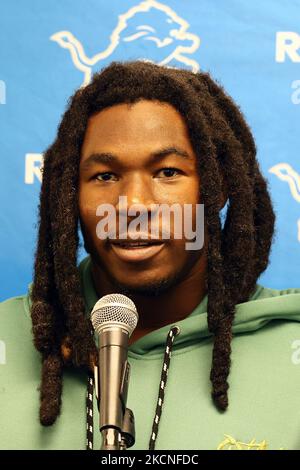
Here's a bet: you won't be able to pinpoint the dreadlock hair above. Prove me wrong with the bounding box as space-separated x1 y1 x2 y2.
30 60 275 425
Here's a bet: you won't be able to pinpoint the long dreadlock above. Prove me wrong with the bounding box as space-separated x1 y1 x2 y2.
30 60 275 425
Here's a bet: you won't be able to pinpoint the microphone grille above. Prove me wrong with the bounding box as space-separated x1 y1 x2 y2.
91 293 138 335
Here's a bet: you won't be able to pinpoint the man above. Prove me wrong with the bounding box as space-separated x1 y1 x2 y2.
0 60 299 450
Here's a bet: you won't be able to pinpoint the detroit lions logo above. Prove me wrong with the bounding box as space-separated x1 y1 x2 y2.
50 0 200 87
217 434 284 450
269 163 300 242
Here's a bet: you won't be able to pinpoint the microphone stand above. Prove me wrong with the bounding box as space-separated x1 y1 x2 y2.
94 365 136 450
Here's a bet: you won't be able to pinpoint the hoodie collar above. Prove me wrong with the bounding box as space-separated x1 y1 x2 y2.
79 256 300 359
24 257 300 358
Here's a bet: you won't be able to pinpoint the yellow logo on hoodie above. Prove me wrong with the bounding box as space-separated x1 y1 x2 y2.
217 435 268 450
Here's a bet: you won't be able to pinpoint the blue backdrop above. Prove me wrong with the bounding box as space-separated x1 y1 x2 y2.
0 0 299 300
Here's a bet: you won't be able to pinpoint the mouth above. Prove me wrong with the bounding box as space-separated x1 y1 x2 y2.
109 239 165 262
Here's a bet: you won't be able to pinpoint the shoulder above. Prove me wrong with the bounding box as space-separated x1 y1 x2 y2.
250 284 300 301
0 292 32 345
232 284 300 335
0 292 31 320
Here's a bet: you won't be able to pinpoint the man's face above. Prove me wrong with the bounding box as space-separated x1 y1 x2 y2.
79 99 205 295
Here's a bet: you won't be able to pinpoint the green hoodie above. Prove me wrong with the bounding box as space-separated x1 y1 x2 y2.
0 256 300 450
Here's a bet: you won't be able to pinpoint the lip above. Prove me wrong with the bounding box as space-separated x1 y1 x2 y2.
110 242 165 262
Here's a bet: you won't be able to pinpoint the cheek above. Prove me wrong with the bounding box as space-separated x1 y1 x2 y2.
162 179 200 206
78 184 99 220
186 176 200 204
79 204 95 232
163 178 200 205
78 192 98 239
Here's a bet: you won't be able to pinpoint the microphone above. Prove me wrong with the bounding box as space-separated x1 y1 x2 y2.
91 293 139 450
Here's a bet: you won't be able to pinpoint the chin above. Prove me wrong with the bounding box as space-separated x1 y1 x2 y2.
108 272 181 298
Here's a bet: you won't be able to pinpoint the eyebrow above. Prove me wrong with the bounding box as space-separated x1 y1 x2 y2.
80 146 192 170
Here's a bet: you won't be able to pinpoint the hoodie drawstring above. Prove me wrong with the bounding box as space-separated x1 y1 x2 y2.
85 325 180 451
148 326 180 450
86 373 94 450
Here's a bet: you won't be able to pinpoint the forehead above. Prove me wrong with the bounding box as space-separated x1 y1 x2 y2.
81 99 196 159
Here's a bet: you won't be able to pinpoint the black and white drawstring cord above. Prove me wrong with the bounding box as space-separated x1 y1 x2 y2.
148 326 180 450
86 373 94 450
85 325 180 451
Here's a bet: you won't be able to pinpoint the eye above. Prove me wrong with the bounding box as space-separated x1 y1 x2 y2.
94 172 118 182
155 167 182 178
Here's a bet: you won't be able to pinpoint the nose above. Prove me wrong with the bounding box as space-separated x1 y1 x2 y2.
115 173 169 239
117 173 155 212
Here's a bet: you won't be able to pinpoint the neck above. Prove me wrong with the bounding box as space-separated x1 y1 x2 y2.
90 254 207 343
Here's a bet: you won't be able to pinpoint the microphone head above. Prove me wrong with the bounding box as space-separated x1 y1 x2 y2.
91 293 139 337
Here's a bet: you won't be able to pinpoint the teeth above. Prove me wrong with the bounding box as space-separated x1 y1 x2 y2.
120 243 150 247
